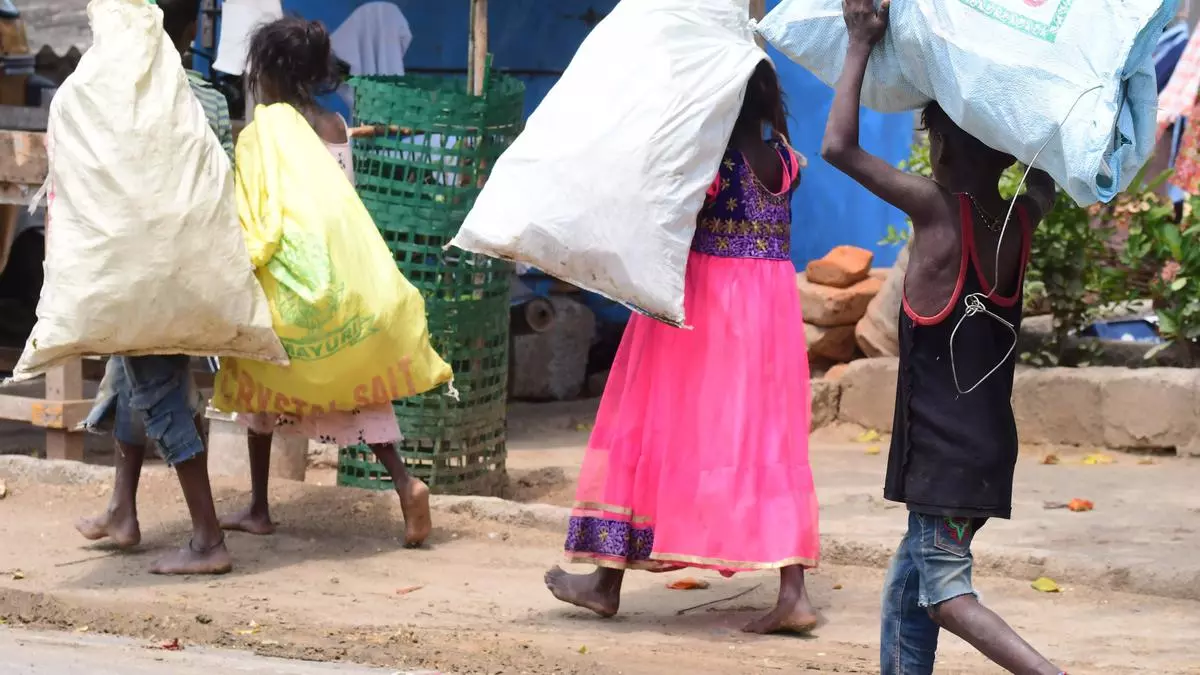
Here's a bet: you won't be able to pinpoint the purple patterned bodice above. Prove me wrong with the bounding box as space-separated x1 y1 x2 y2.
692 141 799 261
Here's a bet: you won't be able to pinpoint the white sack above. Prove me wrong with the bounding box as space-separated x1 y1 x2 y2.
8 0 286 383
449 0 766 327
758 0 1177 206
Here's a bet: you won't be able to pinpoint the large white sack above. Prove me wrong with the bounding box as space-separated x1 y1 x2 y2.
7 0 286 382
449 0 765 327
758 0 1176 206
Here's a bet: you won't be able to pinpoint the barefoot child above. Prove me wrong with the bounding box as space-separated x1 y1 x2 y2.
76 0 234 576
822 1 1063 672
545 60 821 635
219 18 431 548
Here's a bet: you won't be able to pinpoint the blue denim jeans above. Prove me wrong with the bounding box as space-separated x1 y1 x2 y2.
880 512 984 675
82 355 205 466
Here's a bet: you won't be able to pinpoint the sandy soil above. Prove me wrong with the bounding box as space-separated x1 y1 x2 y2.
1 463 1199 675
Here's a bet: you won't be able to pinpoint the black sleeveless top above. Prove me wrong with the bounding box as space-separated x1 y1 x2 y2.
884 196 1031 520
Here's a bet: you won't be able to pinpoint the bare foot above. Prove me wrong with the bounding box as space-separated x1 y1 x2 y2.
396 477 431 548
742 595 819 635
150 539 233 576
544 566 620 618
75 509 141 549
220 505 276 536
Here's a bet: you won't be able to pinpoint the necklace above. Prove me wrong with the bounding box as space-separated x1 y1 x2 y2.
932 180 1005 233
960 192 1006 233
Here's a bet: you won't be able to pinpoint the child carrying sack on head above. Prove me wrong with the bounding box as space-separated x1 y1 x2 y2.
211 101 452 417
7 0 286 383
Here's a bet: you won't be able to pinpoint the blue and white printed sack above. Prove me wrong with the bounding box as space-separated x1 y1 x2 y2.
758 0 1178 206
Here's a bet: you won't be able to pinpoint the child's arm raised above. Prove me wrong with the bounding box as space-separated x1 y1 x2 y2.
1019 168 1057 226
821 0 939 222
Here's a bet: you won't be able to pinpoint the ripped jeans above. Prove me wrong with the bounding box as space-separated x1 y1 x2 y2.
880 512 985 675
95 355 206 466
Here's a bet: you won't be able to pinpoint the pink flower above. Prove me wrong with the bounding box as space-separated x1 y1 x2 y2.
1162 260 1182 284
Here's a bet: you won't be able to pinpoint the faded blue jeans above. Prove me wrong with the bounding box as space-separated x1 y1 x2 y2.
82 355 206 466
880 512 984 675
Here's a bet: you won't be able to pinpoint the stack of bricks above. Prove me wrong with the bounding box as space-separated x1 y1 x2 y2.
798 246 883 365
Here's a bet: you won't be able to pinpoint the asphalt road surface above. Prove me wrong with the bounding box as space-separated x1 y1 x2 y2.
0 629 437 675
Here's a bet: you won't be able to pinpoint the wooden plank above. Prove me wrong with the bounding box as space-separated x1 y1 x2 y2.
0 129 47 185
0 180 44 206
44 359 84 461
0 394 92 429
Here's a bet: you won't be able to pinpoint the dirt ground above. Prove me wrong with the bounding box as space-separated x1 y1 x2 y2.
2 419 1200 674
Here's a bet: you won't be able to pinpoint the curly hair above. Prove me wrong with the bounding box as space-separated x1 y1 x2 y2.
246 17 341 107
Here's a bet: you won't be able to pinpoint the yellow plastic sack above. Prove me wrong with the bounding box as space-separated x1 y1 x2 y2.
211 103 452 415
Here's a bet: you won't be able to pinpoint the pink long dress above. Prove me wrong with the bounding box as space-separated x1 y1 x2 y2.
564 140 820 574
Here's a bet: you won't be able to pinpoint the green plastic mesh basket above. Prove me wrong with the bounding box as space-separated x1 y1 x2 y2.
337 73 525 496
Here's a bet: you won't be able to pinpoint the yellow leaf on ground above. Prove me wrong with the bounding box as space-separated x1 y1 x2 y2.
856 429 881 444
1031 577 1061 593
865 445 881 456
1082 453 1114 465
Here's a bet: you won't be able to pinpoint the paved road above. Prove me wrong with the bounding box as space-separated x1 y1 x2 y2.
0 629 439 675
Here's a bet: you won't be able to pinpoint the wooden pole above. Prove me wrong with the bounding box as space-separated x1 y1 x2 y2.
469 0 489 96
44 360 84 461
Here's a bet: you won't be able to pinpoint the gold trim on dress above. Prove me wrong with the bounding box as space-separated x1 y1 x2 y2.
571 502 654 524
649 551 819 570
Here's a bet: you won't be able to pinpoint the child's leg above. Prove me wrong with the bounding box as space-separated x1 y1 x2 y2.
545 565 625 618
76 358 145 547
220 426 277 535
911 513 1062 675
75 439 144 548
881 513 940 675
371 442 431 548
122 355 231 575
743 565 819 634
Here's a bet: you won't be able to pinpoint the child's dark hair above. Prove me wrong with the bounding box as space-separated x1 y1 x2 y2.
157 0 201 45
921 101 1015 170
738 60 790 143
246 18 341 107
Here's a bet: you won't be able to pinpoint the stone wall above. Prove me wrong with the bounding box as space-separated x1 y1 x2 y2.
813 358 1200 455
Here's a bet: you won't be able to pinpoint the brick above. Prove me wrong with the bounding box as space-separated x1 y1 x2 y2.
805 245 873 288
798 273 883 327
805 322 857 363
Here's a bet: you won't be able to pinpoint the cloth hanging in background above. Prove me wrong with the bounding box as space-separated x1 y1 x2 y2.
330 2 412 114
212 0 284 76
330 2 411 76
1157 27 1200 139
1153 20 1192 202
1156 21 1191 91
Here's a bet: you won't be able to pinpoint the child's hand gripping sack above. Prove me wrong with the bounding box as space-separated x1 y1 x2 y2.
7 0 286 383
211 104 453 415
759 0 1178 206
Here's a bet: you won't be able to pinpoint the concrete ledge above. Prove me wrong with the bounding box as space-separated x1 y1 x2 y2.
831 358 1200 452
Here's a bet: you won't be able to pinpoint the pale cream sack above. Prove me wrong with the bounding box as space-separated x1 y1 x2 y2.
7 0 286 383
